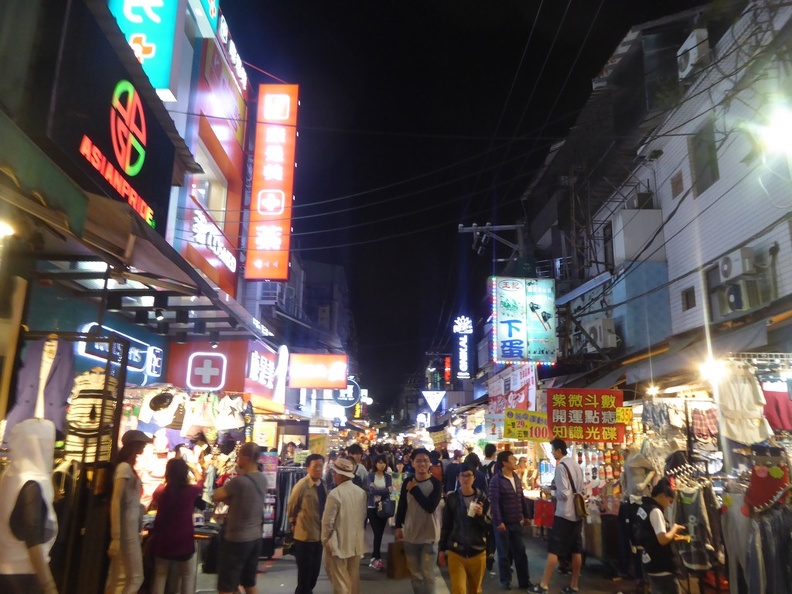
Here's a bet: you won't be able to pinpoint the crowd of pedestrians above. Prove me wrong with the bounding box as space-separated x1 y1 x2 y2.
288 440 588 594
11 430 686 594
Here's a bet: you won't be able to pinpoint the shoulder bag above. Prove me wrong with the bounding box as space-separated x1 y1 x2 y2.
560 462 589 519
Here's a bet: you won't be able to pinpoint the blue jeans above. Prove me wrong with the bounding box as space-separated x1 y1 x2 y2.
404 541 436 594
495 524 530 588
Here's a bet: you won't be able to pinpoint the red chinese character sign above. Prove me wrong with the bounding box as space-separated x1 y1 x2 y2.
245 84 298 280
547 388 625 444
491 277 556 364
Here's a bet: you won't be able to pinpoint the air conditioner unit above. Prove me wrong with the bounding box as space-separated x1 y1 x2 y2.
719 247 754 282
717 279 761 315
677 29 709 79
583 318 617 353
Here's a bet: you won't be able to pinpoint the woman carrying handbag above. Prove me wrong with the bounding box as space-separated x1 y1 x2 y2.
366 455 393 571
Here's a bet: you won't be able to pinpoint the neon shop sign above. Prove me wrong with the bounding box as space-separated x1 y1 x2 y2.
77 322 162 377
192 209 237 272
453 315 473 380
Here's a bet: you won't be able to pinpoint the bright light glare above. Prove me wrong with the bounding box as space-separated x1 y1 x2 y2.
0 221 15 238
761 107 792 153
646 385 660 396
700 358 728 383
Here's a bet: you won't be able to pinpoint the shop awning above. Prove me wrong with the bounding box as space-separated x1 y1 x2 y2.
346 421 366 433
84 193 196 289
625 320 769 384
0 112 87 235
12 186 275 346
82 194 276 345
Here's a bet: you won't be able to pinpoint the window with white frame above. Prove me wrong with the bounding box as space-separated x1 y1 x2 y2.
681 287 696 311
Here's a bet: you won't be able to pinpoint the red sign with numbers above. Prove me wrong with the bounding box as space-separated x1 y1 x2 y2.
547 388 624 443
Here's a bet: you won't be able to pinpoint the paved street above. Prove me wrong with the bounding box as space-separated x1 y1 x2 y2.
195 526 642 594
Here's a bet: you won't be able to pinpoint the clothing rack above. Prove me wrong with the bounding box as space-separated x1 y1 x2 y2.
21 331 130 594
274 466 307 537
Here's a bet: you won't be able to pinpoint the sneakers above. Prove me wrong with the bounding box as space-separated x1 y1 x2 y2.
528 585 548 593
370 558 384 571
560 587 580 594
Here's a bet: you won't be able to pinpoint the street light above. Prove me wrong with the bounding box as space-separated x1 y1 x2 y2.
761 105 792 154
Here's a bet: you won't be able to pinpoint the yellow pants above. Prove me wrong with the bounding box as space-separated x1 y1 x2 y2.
447 551 486 594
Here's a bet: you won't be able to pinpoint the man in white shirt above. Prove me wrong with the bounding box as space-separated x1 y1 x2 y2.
530 438 585 594
322 457 367 594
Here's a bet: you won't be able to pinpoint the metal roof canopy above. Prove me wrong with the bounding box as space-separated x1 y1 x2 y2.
7 187 274 347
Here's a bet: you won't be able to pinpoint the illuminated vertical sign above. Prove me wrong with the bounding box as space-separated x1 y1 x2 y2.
491 277 556 364
453 315 473 380
216 12 248 93
245 84 299 281
107 0 186 102
443 356 452 384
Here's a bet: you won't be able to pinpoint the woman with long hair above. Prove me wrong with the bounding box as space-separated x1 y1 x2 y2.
105 430 152 594
366 454 393 571
150 458 203 594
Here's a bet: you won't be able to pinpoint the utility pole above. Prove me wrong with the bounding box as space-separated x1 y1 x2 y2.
458 222 536 277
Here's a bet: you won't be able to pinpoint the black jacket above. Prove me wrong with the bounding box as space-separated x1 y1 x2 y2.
439 488 490 557
636 497 676 575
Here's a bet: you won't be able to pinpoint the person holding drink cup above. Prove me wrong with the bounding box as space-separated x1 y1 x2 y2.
438 468 490 594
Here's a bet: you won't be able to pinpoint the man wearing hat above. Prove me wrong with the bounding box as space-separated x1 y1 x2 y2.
321 456 367 594
530 438 585 594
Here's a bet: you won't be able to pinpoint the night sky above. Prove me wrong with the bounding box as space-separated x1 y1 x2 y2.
221 0 704 414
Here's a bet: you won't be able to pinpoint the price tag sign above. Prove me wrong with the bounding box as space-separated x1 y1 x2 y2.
503 409 550 441
616 407 633 424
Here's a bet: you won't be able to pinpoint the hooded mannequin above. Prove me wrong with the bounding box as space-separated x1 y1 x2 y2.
0 418 59 593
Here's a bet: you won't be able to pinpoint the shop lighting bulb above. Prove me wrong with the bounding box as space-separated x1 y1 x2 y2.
0 221 15 238
154 308 165 321
700 357 727 383
762 106 792 153
211 341 219 349
647 385 660 396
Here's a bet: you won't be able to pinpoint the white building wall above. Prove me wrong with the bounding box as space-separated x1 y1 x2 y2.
604 1 792 338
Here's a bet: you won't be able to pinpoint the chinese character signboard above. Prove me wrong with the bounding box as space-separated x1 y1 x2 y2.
491 277 556 364
547 388 624 443
245 84 299 280
486 364 536 414
108 0 186 101
182 194 238 296
245 347 277 397
503 409 550 441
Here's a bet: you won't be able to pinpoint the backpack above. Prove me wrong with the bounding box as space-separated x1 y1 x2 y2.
481 460 496 489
